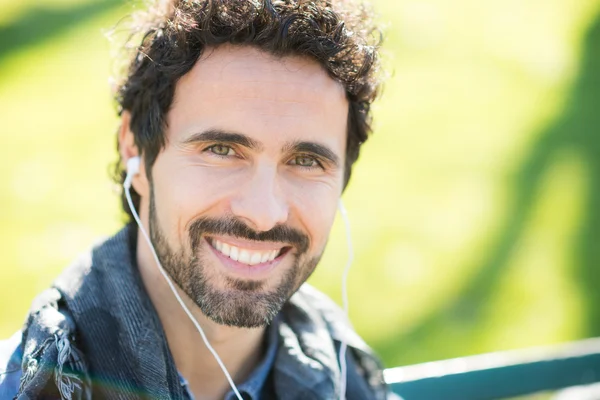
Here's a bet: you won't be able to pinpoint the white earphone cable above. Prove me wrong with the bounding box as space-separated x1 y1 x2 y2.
125 160 353 400
124 174 244 400
337 199 354 400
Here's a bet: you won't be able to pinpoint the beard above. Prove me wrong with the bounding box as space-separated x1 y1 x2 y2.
147 190 321 328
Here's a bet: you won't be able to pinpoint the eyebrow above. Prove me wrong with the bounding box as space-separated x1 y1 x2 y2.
283 140 340 167
182 129 263 150
182 129 340 167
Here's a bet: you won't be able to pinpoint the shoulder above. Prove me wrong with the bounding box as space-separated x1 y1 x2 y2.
0 230 130 399
7 288 91 399
0 331 22 373
290 284 373 354
0 331 23 399
287 284 392 399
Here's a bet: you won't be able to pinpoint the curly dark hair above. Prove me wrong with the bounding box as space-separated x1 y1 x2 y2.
113 0 383 221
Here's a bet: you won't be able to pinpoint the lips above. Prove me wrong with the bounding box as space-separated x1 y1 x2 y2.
208 238 285 266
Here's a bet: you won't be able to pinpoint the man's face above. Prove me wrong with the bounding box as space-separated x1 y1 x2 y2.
146 45 348 328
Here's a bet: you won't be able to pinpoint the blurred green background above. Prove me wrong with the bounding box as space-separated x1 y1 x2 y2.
1 0 600 373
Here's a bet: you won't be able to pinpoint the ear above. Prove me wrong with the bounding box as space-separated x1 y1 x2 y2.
119 111 150 197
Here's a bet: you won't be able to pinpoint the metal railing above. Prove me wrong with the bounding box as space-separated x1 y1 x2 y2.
385 338 600 399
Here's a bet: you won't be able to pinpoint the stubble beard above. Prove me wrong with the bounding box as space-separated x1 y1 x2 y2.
147 190 321 328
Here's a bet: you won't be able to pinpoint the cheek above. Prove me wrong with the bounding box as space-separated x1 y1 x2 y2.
151 157 250 237
287 181 340 250
151 148 343 249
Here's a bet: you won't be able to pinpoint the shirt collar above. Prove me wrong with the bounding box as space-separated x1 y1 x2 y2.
179 317 280 400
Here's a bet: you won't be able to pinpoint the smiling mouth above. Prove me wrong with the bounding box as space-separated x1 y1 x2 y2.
207 238 289 266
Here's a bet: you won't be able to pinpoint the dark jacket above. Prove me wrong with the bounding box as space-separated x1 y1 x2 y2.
0 227 391 399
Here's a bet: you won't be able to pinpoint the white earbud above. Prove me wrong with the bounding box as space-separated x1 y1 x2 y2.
122 159 351 400
122 154 244 400
124 156 140 189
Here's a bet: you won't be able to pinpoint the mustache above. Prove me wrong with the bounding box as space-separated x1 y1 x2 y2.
189 217 309 254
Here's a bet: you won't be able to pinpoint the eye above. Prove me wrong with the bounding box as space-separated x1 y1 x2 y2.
207 144 235 156
290 155 320 168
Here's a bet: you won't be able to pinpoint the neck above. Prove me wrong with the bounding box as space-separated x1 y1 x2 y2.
135 227 266 400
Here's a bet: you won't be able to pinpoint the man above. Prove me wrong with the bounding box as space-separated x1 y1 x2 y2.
0 0 392 398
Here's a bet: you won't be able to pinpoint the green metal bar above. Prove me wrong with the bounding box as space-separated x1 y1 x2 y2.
385 338 600 399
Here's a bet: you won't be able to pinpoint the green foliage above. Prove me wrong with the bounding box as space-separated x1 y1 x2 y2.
1 0 600 373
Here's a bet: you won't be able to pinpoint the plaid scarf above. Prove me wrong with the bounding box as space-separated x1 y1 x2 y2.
16 226 388 399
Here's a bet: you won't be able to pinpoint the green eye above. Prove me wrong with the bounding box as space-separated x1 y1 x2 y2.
209 145 233 156
293 155 317 167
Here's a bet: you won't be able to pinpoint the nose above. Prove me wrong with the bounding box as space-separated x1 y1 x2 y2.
230 164 289 232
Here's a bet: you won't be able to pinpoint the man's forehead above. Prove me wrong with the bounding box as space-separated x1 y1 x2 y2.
177 44 347 102
168 44 349 143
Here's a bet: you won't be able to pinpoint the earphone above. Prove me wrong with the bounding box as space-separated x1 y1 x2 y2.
123 156 140 190
124 156 244 400
124 156 353 400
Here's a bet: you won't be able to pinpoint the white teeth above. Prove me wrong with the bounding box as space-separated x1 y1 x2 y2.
238 250 251 264
249 253 262 265
229 246 239 261
261 252 270 263
211 239 283 266
221 242 230 257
